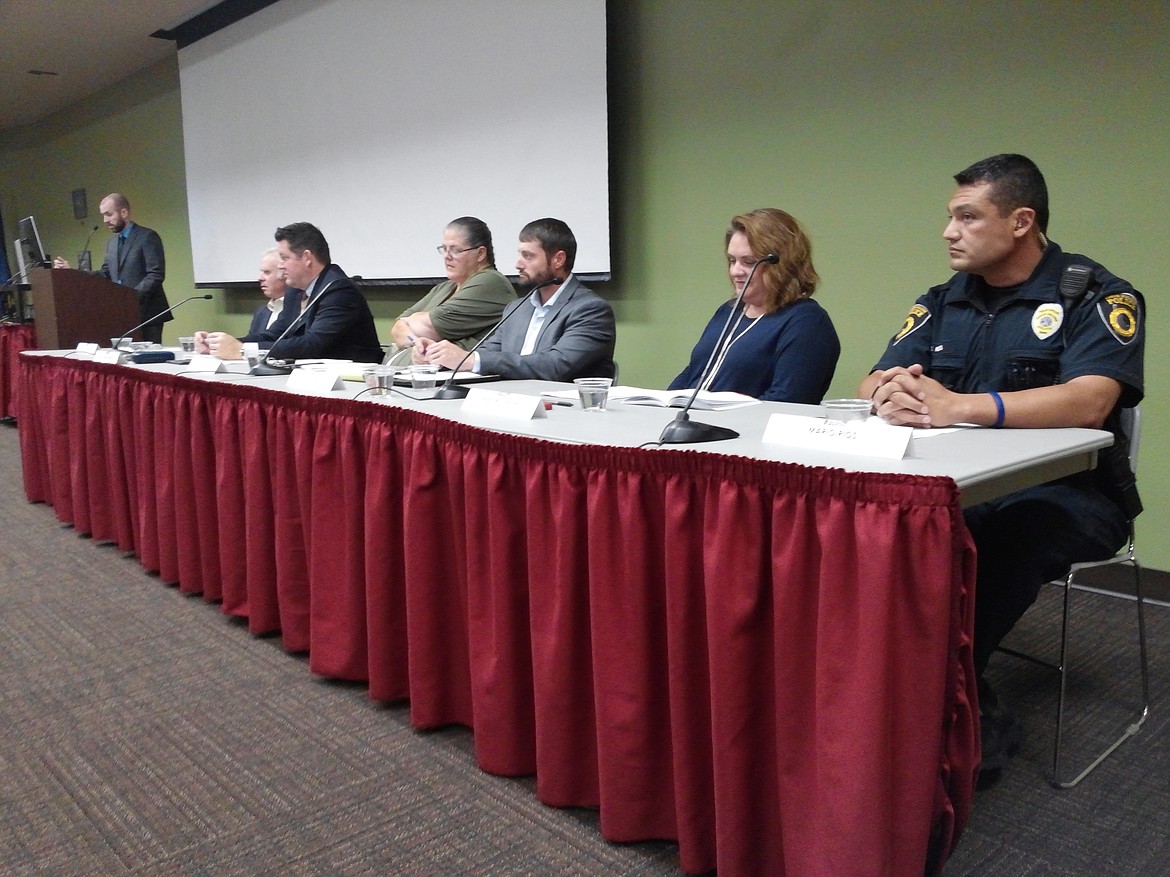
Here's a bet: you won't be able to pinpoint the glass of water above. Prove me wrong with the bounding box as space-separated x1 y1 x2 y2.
410 363 439 389
574 377 613 411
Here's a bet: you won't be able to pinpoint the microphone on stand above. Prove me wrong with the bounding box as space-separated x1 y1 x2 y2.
431 276 561 400
111 294 214 349
78 224 100 270
249 279 336 375
658 253 779 444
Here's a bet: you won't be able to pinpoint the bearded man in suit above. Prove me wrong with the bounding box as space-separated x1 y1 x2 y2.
419 218 616 381
56 192 170 344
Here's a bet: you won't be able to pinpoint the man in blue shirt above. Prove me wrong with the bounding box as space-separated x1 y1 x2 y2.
55 193 170 344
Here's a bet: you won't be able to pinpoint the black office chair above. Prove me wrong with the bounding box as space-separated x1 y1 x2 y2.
999 406 1149 787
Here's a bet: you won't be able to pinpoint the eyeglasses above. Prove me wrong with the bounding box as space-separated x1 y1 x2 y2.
436 245 481 256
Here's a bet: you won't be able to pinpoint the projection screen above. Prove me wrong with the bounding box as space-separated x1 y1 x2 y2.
178 0 609 285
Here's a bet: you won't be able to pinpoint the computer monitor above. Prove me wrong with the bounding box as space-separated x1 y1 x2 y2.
13 216 49 280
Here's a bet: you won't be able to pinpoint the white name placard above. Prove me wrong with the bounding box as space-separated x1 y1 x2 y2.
93 349 124 364
761 413 913 460
185 355 227 373
461 387 546 421
286 367 345 393
75 342 99 355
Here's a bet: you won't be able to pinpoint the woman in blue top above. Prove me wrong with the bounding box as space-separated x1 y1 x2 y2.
668 208 840 403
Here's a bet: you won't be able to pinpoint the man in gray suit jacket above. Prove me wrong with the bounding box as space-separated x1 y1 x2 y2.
57 193 171 344
421 218 615 381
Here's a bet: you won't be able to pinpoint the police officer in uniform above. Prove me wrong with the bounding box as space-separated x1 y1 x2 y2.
859 154 1144 781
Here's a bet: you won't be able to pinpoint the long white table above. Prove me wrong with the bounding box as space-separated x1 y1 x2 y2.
393 379 1111 506
171 367 1108 508
14 351 1114 877
72 356 1108 506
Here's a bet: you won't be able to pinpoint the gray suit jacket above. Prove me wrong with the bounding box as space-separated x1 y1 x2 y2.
98 223 171 326
477 275 615 381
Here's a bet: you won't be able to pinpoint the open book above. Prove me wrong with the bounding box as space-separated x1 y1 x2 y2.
609 386 760 410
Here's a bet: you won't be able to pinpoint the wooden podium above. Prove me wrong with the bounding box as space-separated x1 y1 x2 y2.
29 268 140 349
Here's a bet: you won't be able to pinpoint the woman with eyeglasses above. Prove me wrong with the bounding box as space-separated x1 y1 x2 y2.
386 216 517 365
667 208 840 403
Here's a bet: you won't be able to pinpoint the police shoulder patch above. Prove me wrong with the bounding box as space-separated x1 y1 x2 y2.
893 304 930 344
1098 292 1140 344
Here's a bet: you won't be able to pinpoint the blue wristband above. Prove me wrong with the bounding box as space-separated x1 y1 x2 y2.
989 391 1005 429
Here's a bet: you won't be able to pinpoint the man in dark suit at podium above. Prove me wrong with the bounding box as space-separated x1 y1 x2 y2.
55 193 170 344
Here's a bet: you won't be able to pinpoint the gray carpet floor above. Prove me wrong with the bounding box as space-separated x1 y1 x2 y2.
1 422 1166 875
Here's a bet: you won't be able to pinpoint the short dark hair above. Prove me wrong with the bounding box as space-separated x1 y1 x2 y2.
447 216 495 266
275 222 331 265
954 153 1049 234
518 218 577 272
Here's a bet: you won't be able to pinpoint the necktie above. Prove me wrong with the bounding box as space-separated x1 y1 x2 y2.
116 234 126 282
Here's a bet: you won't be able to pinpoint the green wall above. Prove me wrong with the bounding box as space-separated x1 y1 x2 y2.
3 1 1167 568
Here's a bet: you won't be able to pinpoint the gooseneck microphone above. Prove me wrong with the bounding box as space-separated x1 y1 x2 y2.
431 276 562 400
81 224 100 255
250 279 336 375
658 253 778 444
112 294 213 349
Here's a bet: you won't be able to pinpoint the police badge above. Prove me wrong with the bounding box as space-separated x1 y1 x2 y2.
1031 303 1063 340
